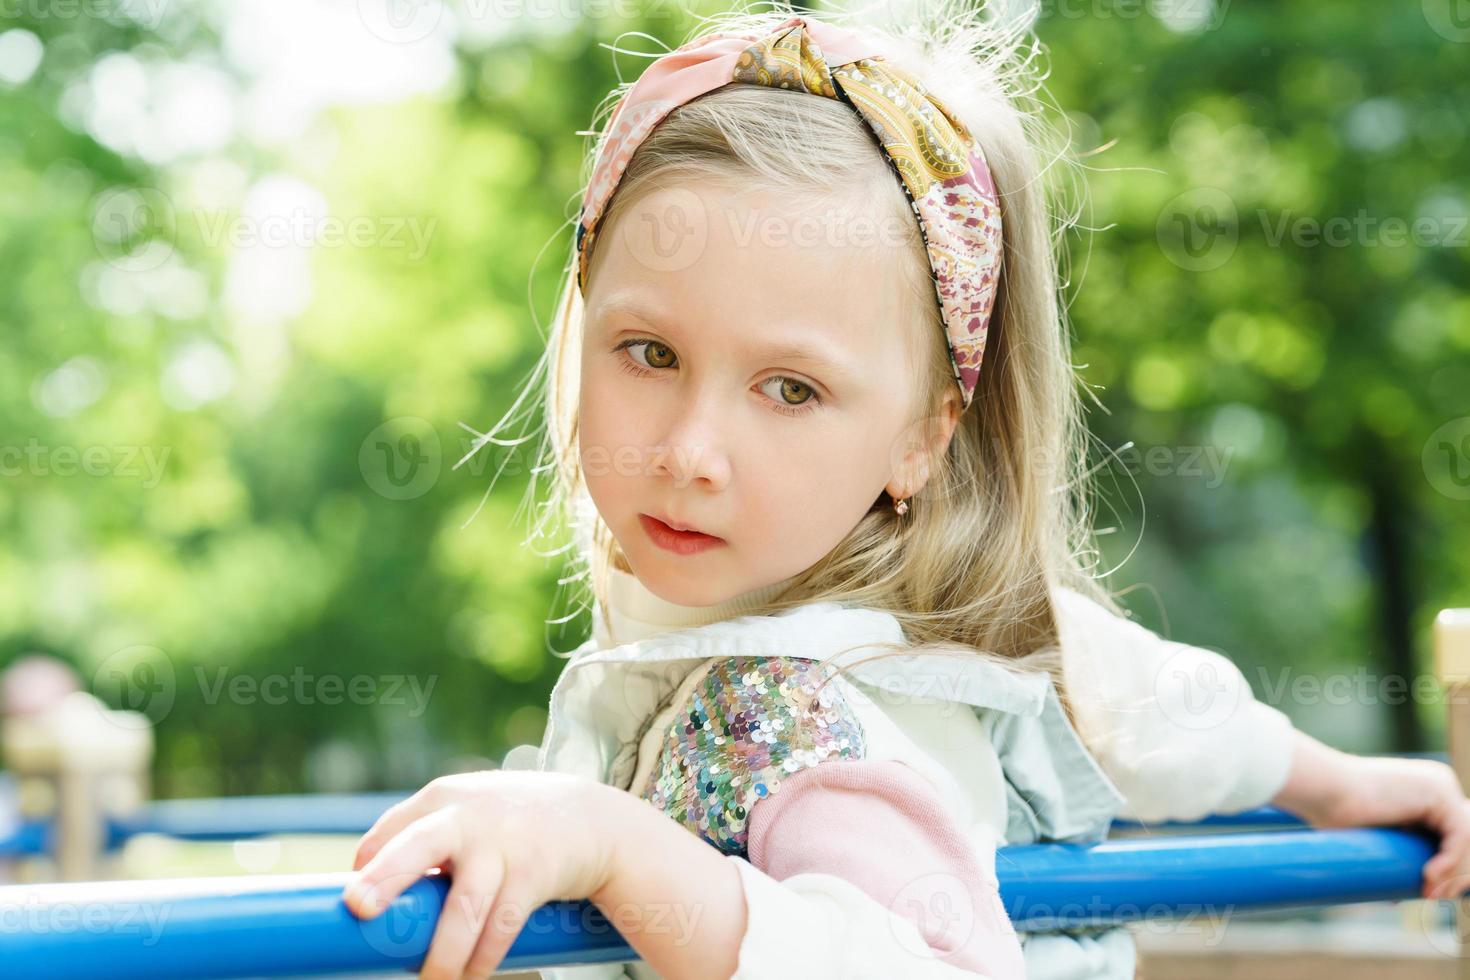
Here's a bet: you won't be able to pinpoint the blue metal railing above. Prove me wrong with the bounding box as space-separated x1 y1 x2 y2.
0 826 1439 979
0 791 409 856
1109 804 1305 830
105 792 410 846
0 764 1450 978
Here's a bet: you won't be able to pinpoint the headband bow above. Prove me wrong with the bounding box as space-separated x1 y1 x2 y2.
575 15 1003 410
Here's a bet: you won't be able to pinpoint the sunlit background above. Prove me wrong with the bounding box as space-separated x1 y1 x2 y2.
1 0 1467 814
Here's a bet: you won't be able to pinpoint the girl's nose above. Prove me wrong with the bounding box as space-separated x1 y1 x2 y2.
649 400 732 492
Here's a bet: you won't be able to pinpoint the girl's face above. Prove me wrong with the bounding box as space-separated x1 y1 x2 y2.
579 179 954 606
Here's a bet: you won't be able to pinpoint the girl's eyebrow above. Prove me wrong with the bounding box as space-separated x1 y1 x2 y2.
592 293 864 386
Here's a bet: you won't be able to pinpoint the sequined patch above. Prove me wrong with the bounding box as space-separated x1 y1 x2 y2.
640 655 866 855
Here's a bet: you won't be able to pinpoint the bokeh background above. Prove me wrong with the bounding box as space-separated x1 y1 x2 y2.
0 0 1467 809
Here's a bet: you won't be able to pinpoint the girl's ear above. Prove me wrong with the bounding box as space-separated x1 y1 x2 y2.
887 389 962 499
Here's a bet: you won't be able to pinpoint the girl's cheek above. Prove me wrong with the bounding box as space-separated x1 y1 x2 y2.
580 370 633 439
581 382 668 488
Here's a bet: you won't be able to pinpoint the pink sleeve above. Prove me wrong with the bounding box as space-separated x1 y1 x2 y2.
746 757 1025 979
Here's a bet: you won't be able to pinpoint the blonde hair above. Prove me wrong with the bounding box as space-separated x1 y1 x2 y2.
467 0 1126 723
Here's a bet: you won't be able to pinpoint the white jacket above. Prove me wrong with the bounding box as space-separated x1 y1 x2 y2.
517 585 1296 979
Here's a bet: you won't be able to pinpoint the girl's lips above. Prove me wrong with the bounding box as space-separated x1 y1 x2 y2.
639 514 725 556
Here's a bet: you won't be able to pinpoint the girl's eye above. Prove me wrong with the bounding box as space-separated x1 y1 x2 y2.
757 376 819 416
619 339 676 370
612 338 821 417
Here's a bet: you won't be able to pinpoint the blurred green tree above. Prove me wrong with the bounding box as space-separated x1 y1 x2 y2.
0 0 1464 803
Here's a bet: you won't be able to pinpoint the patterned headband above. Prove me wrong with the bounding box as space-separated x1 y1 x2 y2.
574 15 1004 410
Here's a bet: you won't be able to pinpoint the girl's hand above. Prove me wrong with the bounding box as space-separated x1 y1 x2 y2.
1295 752 1470 901
343 770 626 980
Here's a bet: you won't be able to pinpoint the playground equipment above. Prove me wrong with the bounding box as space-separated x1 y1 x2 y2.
0 825 1441 979
0 608 1466 977
0 687 151 881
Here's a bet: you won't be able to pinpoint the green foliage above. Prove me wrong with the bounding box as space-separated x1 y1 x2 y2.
0 1 1465 801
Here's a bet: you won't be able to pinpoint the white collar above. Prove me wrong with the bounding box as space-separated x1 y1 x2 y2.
595 563 800 647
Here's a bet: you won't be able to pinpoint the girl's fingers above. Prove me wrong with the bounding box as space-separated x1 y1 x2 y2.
1425 844 1461 898
345 809 457 918
353 806 419 870
1440 841 1470 898
419 854 507 980
1424 803 1470 899
352 784 449 870
463 876 539 980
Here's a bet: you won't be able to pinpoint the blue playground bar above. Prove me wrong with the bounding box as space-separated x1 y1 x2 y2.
0 822 1440 978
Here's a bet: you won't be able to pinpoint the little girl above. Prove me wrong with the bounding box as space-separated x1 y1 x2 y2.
341 5 1470 979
